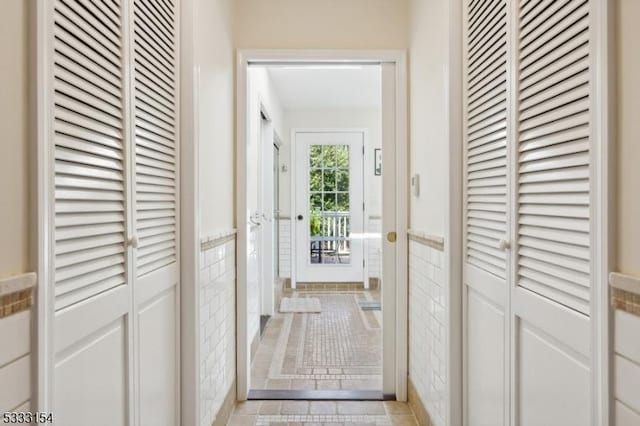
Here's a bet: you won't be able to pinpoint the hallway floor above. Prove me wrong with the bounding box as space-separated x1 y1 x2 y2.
251 290 382 391
228 400 419 425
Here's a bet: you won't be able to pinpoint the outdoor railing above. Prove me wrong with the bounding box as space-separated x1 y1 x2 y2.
311 211 351 255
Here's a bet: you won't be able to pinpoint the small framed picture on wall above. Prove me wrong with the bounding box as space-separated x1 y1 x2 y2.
374 148 382 176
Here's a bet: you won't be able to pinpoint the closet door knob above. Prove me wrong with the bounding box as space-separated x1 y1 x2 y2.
498 239 510 251
128 236 139 249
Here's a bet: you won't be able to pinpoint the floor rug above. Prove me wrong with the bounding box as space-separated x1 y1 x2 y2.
280 297 322 313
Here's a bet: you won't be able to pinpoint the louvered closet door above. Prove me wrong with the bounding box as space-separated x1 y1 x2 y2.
50 0 131 424
47 0 179 424
512 0 592 424
463 0 510 424
131 0 179 424
463 0 597 425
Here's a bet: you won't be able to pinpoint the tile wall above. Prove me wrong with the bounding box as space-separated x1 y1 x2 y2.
409 237 447 426
199 235 236 426
611 273 640 425
0 273 35 413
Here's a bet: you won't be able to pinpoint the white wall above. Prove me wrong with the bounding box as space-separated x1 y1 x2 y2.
193 0 237 422
408 0 455 423
616 0 640 278
408 0 449 236
247 68 285 216
196 0 235 237
234 0 409 49
0 0 32 277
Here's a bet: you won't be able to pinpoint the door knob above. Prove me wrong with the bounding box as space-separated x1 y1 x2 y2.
498 239 510 251
128 235 139 249
297 214 304 221
387 231 397 243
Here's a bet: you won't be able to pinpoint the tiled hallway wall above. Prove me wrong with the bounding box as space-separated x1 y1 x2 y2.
278 218 291 279
0 273 35 414
367 217 382 282
408 235 447 426
611 274 640 424
199 234 236 426
248 226 261 347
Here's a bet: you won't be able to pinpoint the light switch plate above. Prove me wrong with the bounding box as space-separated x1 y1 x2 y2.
411 174 420 197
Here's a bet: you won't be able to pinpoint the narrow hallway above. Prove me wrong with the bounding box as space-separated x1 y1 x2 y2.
1 0 636 425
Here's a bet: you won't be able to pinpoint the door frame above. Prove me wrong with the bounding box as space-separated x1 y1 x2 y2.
291 129 367 285
259 107 276 318
236 49 408 401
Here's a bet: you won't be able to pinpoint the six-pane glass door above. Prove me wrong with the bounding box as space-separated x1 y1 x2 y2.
308 144 351 265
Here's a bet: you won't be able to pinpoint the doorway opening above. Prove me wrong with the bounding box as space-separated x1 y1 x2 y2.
236 51 408 402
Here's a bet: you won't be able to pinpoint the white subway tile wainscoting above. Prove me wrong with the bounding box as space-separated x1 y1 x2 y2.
409 235 446 426
199 232 236 426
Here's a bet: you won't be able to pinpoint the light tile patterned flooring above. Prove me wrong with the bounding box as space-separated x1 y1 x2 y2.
234 290 419 424
251 291 382 391
228 400 420 425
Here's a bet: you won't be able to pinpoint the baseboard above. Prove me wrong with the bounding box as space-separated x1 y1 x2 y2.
248 389 384 401
291 282 367 291
407 377 433 426
212 380 236 426
282 278 380 291
260 315 271 336
282 278 291 289
250 329 260 362
368 277 380 290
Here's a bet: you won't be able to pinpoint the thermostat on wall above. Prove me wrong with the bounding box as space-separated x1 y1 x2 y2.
411 174 420 197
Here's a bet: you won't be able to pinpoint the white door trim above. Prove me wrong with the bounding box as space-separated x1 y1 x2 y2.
178 0 199 423
447 0 464 425
591 0 613 423
36 0 53 410
259 107 275 316
236 49 408 401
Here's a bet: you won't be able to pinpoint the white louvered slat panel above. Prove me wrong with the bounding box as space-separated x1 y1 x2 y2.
53 0 126 310
465 0 508 279
516 0 591 315
133 0 178 277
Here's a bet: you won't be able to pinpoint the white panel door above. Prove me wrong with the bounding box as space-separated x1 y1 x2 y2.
46 0 179 423
463 0 510 424
131 0 179 423
513 0 593 424
463 0 598 425
294 132 365 283
50 0 130 422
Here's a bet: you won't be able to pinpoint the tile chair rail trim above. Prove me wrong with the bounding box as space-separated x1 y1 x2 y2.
407 229 445 252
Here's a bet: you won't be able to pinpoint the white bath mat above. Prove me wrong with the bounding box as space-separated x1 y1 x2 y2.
279 297 322 313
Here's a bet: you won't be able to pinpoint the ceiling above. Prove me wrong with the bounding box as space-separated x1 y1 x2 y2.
266 65 381 110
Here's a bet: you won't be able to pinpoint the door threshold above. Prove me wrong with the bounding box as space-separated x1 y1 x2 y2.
248 389 389 401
